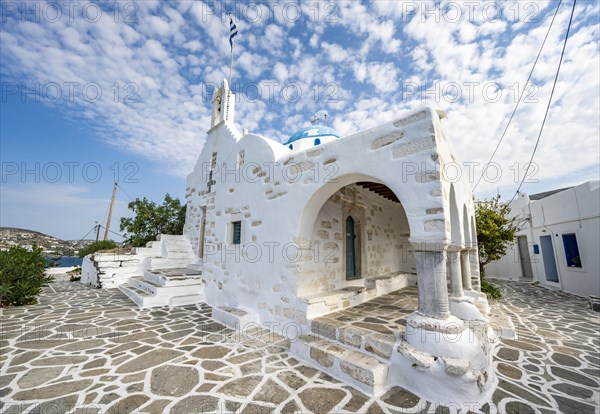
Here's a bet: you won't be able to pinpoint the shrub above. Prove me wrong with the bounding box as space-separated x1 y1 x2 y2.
0 245 54 307
481 279 502 300
78 240 118 258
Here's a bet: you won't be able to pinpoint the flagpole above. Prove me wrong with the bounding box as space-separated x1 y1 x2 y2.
229 43 233 86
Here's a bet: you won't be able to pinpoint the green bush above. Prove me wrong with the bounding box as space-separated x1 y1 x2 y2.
0 245 54 307
78 240 118 258
481 279 502 300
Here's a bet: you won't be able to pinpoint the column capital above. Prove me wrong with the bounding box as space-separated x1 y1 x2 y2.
409 239 447 253
446 244 464 252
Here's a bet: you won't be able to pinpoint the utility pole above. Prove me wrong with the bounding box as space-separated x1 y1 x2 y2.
95 221 100 242
104 183 117 241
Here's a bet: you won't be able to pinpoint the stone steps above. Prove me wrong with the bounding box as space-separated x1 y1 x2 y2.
364 272 417 296
292 316 483 398
211 306 254 329
118 283 152 308
169 293 205 307
144 257 195 270
117 266 205 309
116 235 204 309
310 318 399 361
83 234 205 308
289 312 407 396
290 334 390 396
300 286 377 319
163 250 195 259
143 268 203 286
117 283 204 309
132 245 161 255
128 276 162 295
299 272 417 319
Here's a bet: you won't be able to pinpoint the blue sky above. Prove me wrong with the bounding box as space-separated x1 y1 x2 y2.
1 0 599 240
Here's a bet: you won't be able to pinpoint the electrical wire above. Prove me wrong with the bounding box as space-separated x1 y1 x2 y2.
71 225 99 247
98 225 127 239
472 0 564 192
116 182 136 202
508 0 578 205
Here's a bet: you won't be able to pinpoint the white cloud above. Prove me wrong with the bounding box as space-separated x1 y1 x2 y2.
321 42 349 63
353 61 399 93
0 0 597 205
263 24 285 51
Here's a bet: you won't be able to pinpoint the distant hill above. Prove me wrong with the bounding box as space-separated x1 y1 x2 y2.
0 227 95 255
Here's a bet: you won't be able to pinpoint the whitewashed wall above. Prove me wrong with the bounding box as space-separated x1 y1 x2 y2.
485 181 600 297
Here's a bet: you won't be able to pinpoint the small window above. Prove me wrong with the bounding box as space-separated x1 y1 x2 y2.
314 138 321 146
288 144 293 150
562 233 582 268
237 150 245 168
232 221 241 245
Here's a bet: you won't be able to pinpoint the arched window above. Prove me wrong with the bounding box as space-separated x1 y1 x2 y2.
314 138 321 146
289 144 293 150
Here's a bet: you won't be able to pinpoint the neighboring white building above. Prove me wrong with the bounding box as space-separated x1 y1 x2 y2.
485 180 600 297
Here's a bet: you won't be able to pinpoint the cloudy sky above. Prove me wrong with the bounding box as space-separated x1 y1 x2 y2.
1 0 598 240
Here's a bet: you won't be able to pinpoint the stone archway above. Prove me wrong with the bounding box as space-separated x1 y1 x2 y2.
296 176 414 305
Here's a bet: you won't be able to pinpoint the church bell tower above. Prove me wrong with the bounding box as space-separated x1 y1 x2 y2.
211 79 235 129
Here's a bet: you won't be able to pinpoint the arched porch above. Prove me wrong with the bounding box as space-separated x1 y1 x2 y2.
296 178 417 319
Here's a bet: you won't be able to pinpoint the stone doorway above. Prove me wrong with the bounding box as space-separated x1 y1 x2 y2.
345 215 360 280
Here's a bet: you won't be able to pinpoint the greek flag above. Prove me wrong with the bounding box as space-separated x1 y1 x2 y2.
229 15 238 49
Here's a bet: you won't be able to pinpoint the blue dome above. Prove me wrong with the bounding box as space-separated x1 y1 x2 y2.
284 125 340 145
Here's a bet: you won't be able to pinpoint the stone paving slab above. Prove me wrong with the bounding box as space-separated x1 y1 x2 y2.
0 279 598 413
313 286 418 337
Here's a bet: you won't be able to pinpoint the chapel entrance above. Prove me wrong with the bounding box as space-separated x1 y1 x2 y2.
297 180 416 312
345 215 360 280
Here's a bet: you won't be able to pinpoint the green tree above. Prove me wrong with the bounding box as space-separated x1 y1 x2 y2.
475 195 520 278
120 193 186 247
0 245 54 306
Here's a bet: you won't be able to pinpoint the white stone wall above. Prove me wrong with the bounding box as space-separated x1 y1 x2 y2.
81 256 99 286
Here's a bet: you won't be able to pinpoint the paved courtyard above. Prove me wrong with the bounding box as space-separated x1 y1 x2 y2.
0 279 598 413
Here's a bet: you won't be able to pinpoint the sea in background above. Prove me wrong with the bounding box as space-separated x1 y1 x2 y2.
46 256 83 267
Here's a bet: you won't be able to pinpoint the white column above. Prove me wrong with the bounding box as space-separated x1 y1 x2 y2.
469 248 480 292
415 249 450 319
447 250 464 298
461 250 473 291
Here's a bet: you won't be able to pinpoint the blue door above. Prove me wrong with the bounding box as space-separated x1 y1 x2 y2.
346 216 357 279
540 235 559 283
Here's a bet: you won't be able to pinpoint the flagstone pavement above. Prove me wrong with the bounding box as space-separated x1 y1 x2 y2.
0 279 598 413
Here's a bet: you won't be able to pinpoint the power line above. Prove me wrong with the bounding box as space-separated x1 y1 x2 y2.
509 0 578 205
116 182 136 202
71 225 99 247
98 225 127 239
472 0 563 193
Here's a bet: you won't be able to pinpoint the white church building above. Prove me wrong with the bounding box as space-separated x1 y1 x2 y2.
82 80 500 406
